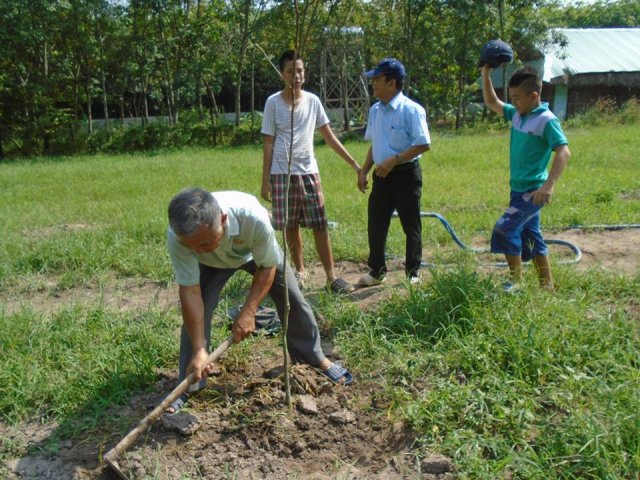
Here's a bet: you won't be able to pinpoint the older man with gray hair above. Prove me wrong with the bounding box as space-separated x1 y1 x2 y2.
165 188 352 414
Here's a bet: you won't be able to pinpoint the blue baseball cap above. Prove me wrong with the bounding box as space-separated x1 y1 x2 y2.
479 39 514 68
364 58 406 79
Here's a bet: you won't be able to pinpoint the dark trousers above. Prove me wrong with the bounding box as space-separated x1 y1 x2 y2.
367 162 423 278
179 260 324 389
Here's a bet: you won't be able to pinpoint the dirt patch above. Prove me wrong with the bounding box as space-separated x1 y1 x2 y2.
1 229 637 317
467 227 640 276
0 276 178 317
28 223 95 239
0 268 452 479
546 228 640 275
1 339 450 480
1 228 638 479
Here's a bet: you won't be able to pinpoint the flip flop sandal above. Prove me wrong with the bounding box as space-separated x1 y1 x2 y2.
320 363 354 385
328 278 355 294
164 392 190 416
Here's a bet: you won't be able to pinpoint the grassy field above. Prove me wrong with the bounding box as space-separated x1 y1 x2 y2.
1 123 639 478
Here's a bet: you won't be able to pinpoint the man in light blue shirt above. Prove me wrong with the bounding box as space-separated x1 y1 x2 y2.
165 188 353 413
357 58 431 286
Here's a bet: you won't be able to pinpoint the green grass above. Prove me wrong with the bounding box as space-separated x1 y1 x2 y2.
326 265 639 478
0 123 639 478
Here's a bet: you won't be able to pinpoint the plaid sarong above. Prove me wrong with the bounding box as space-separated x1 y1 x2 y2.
270 173 327 230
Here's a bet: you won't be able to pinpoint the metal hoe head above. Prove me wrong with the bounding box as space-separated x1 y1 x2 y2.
104 450 128 480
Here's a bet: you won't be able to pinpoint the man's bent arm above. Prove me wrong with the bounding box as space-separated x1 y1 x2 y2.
532 144 571 205
398 144 430 161
234 265 277 342
178 284 208 382
375 144 430 178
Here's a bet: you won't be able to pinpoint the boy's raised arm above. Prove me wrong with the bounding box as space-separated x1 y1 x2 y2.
481 65 505 116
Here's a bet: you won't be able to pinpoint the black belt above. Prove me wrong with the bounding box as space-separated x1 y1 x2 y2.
389 160 418 174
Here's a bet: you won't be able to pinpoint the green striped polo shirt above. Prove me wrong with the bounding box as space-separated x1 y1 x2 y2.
504 102 568 192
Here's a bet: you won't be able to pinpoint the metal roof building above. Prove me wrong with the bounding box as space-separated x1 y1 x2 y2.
543 28 640 81
489 28 640 119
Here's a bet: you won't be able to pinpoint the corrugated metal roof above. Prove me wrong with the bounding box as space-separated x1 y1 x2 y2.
488 28 640 87
543 28 640 81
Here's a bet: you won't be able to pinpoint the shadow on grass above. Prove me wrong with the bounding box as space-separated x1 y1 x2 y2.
6 371 158 479
8 359 247 479
0 303 184 478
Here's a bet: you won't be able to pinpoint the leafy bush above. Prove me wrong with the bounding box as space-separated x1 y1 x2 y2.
337 128 366 143
230 113 263 146
564 96 639 128
2 97 637 159
619 97 640 124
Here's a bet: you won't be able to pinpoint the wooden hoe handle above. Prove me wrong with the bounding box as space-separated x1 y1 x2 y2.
104 336 233 470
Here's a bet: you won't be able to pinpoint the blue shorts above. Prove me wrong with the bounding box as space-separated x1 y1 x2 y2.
490 190 548 261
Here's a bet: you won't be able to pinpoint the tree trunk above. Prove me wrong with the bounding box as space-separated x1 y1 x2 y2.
234 0 255 126
235 71 242 127
86 68 93 134
455 17 471 130
101 69 109 132
250 52 255 123
498 0 508 102
165 78 175 124
73 65 82 140
196 75 203 120
142 74 149 126
341 54 349 131
119 74 126 127
455 71 464 130
43 134 50 156
195 0 204 120
157 19 175 125
96 28 110 134
43 41 50 156
203 78 219 146
173 0 193 125
235 47 246 127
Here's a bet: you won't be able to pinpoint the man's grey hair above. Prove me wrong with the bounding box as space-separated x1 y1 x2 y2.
168 187 222 236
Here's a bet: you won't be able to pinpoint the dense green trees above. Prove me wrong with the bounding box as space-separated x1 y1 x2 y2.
0 0 634 158
548 0 640 28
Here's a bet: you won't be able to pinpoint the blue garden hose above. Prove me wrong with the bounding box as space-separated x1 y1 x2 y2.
390 211 640 267
415 212 487 253
544 239 582 264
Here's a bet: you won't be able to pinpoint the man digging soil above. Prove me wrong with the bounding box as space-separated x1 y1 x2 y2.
165 188 353 414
